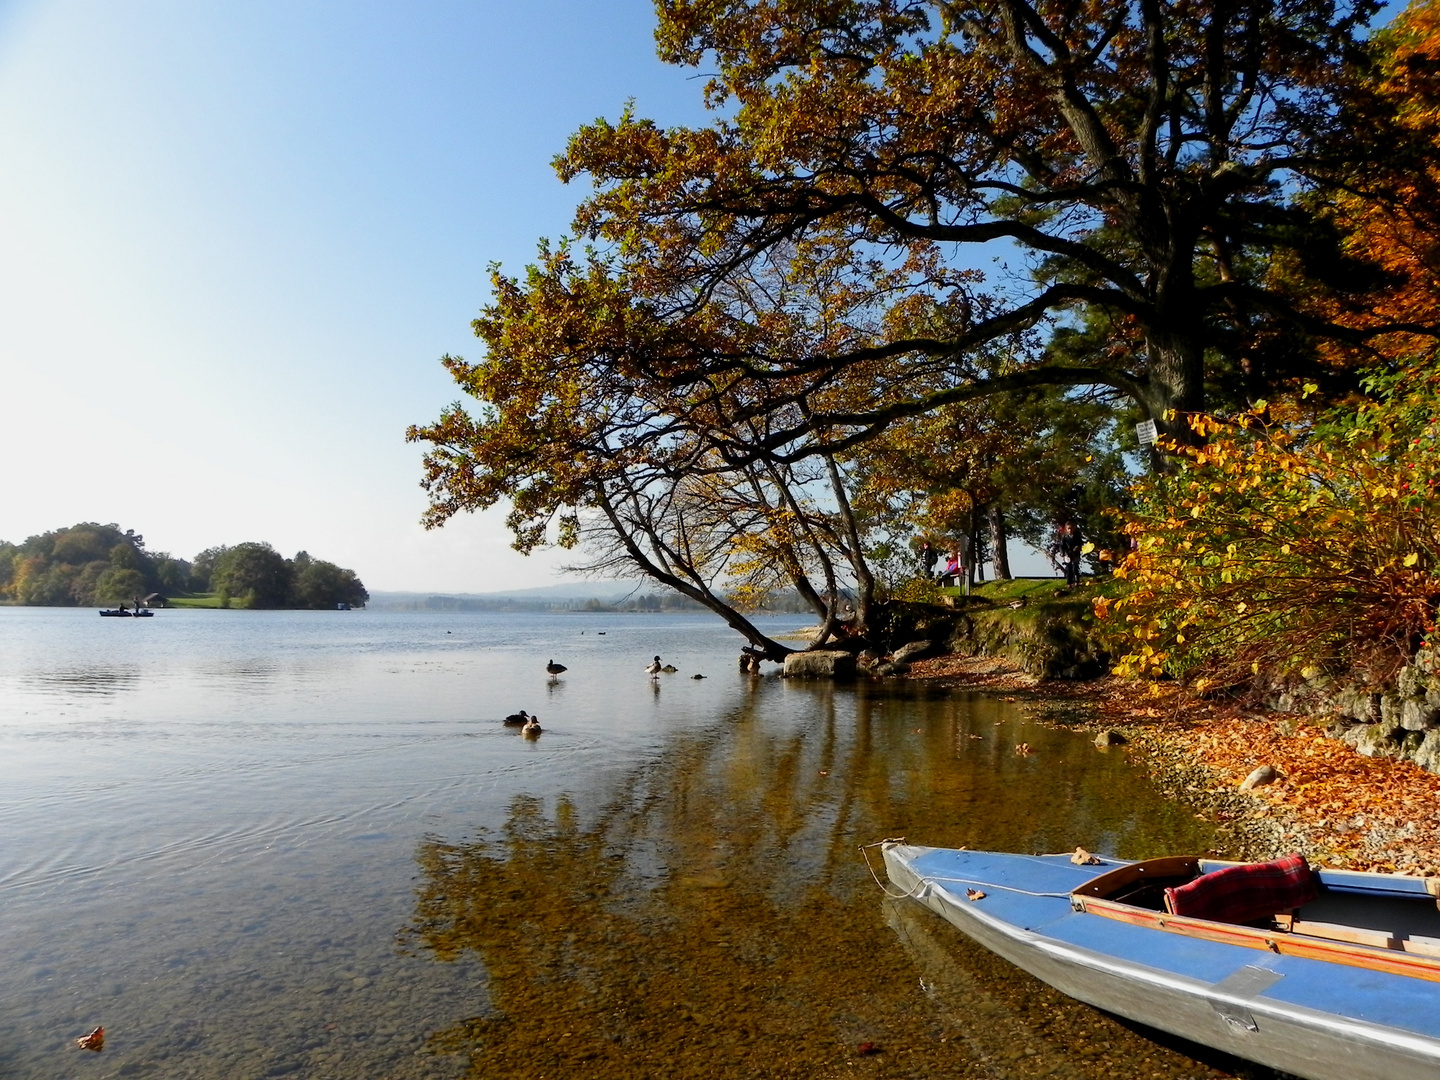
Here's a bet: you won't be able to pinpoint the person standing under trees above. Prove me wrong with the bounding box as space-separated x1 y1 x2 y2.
919 541 938 580
1053 520 1083 587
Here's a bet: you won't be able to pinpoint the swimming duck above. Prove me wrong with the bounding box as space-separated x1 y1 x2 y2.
691 673 706 680
546 659 567 676
522 715 542 737
661 664 678 673
645 655 662 677
503 709 530 726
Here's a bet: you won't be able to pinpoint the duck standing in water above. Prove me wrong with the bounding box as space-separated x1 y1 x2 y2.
645 655 662 678
546 659 567 677
522 715 542 737
503 710 530 726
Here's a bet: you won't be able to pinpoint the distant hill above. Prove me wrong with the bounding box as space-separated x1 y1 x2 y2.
367 582 814 613
367 582 654 612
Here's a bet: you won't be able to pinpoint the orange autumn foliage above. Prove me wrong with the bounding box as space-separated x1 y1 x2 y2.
1326 0 1440 363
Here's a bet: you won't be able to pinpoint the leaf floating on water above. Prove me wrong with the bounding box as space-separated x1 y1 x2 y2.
856 1042 879 1056
76 1027 104 1052
1071 847 1101 865
966 888 986 901
1015 742 1033 756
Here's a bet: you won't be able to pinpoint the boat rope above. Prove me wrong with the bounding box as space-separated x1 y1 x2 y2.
858 839 1076 901
859 838 928 899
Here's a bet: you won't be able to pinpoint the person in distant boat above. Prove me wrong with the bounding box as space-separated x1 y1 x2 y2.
645 656 662 678
546 659 567 677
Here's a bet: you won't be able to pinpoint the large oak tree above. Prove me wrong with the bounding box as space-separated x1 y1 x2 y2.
413 0 1439 647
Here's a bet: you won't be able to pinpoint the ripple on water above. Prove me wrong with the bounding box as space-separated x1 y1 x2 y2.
0 611 1261 1079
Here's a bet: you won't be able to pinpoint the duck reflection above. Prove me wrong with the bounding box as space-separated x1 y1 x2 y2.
406 685 1223 1079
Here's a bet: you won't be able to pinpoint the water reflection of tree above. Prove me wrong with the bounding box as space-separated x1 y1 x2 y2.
407 687 1222 1079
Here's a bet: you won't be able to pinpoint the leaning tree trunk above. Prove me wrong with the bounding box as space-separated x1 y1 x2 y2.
596 490 794 661
988 505 1012 581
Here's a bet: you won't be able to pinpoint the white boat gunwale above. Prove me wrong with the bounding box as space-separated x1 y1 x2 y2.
882 842 1440 1080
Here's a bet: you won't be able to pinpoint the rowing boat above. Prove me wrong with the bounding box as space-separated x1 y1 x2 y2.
882 843 1440 1080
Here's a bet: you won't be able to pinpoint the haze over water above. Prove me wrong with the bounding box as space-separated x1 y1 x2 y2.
0 608 1234 1079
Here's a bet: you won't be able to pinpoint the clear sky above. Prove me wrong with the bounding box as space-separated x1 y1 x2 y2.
0 0 714 592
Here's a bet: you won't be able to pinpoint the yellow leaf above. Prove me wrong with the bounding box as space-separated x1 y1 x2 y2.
1080 542 1094 555
1405 552 1420 567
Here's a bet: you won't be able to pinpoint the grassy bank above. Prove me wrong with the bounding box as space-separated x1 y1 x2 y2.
166 594 225 608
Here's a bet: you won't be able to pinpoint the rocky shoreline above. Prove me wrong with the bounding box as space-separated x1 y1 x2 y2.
903 655 1440 875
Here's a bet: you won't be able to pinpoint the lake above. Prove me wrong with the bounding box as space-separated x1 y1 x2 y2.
0 607 1247 1079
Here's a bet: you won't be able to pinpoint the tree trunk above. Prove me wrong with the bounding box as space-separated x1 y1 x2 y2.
824 453 875 636
596 490 795 661
988 505 1012 581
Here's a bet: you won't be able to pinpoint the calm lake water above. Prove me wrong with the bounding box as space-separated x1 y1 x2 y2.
0 607 1249 1079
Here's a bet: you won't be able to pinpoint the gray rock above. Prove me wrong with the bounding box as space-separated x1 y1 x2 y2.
891 640 935 664
856 649 880 670
783 650 857 679
1094 729 1127 747
1401 698 1440 731
1381 694 1404 726
1351 717 1405 757
1415 730 1440 774
1239 764 1279 792
875 661 912 677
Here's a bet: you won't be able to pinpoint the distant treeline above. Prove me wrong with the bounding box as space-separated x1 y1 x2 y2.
373 589 814 614
0 522 368 610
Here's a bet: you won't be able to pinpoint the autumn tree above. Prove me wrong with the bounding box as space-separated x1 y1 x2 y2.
1 523 160 606
1314 0 1440 365
414 0 1440 649
1103 356 1440 689
531 0 1436 461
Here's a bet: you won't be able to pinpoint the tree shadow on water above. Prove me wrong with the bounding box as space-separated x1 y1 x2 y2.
403 693 1261 1080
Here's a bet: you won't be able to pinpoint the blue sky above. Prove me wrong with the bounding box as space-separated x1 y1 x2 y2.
0 0 715 591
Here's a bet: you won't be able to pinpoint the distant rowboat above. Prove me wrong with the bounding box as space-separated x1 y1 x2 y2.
882 843 1440 1080
99 609 153 617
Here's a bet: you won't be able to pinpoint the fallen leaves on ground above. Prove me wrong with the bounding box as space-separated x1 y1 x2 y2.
906 656 1440 874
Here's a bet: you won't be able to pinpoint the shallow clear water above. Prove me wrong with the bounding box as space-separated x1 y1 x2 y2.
0 607 1240 1079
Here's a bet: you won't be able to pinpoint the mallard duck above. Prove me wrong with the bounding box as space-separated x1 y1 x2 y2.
522 715 542 737
661 664 677 673
645 655 662 677
503 710 530 726
546 659 567 676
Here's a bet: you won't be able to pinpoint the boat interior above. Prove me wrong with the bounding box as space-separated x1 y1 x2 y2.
1070 856 1440 977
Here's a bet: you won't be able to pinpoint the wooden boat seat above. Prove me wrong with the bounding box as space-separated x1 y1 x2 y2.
1273 915 1440 958
1073 857 1440 983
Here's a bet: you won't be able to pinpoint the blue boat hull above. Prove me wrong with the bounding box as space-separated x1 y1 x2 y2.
883 844 1440 1080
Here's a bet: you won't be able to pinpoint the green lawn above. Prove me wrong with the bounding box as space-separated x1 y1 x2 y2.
166 593 226 608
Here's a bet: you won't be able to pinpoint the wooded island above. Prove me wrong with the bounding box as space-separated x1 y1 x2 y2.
0 523 368 610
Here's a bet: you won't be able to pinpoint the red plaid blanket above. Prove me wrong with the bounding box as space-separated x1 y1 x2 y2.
1164 854 1317 924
